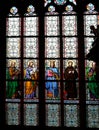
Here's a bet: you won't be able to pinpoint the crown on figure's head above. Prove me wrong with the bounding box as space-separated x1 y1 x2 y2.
10 60 16 64
50 60 55 63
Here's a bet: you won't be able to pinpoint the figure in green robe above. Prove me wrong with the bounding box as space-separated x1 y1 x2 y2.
86 61 99 99
6 60 20 99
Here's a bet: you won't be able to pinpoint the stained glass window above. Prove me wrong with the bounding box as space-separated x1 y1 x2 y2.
6 7 21 125
4 0 99 128
84 3 99 128
6 5 39 126
62 5 79 127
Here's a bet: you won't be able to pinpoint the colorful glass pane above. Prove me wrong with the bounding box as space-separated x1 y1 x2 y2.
23 59 39 100
6 59 21 99
54 0 66 5
45 60 60 100
63 60 79 100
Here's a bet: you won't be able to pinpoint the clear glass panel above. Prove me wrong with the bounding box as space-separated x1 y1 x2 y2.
45 37 60 58
63 37 78 58
24 38 39 58
84 3 98 36
6 7 21 36
45 15 59 36
6 38 21 58
84 37 94 57
62 5 77 36
24 5 38 36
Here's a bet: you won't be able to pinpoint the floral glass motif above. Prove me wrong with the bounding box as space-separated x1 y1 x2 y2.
24 38 38 58
84 3 99 128
46 104 61 126
62 5 77 36
63 37 78 58
6 7 21 36
24 104 39 126
54 0 66 5
64 105 79 127
6 103 20 125
24 5 38 36
45 38 60 58
45 6 59 36
44 0 52 7
6 38 20 58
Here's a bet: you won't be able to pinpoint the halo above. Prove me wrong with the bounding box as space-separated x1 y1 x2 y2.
89 61 95 67
27 5 35 13
10 6 18 15
9 60 16 66
27 60 34 66
66 60 75 66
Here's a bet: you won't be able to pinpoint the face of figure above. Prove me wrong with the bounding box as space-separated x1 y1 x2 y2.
50 61 55 67
68 61 73 67
92 62 96 69
11 61 16 67
27 7 30 13
29 61 34 67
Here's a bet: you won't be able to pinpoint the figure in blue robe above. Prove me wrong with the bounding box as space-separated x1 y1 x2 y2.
45 60 60 98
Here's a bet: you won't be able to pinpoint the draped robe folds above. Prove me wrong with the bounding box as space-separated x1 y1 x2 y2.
45 67 59 98
6 67 20 98
64 66 78 99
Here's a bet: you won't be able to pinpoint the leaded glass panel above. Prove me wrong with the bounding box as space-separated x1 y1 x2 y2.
24 38 38 58
63 37 78 58
6 38 20 58
64 104 80 127
45 15 59 36
6 103 20 125
62 5 77 36
46 104 61 126
45 37 60 58
24 104 39 126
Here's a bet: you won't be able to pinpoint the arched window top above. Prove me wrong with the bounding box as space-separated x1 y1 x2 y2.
25 5 37 16
45 5 59 15
44 0 77 7
84 3 97 14
54 0 66 5
9 6 19 16
62 5 76 14
69 0 76 5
